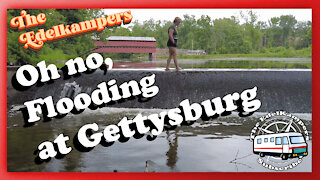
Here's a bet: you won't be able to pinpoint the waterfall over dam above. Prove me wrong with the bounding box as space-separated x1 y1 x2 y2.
7 67 311 113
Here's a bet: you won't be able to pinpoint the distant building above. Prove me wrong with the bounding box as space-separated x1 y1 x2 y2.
185 49 207 55
93 36 157 61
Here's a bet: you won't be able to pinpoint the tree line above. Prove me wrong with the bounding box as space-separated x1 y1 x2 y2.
117 10 311 55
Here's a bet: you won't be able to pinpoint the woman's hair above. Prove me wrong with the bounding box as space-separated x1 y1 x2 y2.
173 17 182 23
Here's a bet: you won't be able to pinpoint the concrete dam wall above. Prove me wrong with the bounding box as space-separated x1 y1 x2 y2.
7 67 311 113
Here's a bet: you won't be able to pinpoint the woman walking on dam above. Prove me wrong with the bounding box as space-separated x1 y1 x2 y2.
165 17 182 71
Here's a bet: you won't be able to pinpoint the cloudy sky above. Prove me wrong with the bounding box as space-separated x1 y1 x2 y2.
104 9 312 25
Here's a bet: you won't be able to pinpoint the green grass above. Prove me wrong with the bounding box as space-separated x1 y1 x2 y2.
177 60 311 69
158 53 311 60
53 63 67 69
157 47 312 59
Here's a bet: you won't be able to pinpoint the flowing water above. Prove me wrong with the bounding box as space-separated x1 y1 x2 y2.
7 66 312 172
7 107 312 172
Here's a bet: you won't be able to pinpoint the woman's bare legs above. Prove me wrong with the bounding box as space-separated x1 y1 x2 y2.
171 47 182 70
165 48 173 70
166 47 182 71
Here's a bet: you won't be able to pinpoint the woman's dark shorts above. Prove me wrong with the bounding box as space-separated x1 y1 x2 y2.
167 39 178 47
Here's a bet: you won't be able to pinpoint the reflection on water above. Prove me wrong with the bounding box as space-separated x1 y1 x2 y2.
7 107 312 172
166 130 178 170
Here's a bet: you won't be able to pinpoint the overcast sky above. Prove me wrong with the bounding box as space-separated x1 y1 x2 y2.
104 9 312 25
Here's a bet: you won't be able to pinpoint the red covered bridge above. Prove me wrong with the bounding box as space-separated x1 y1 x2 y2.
93 36 157 61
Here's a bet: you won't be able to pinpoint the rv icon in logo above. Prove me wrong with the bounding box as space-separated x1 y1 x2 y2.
250 111 309 170
253 132 308 160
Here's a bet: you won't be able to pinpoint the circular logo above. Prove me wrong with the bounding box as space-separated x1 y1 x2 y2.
250 111 309 171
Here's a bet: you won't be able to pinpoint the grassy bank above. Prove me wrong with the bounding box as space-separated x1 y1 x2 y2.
157 47 312 60
29 46 311 69
175 60 311 69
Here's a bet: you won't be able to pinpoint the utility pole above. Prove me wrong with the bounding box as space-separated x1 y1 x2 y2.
192 39 194 50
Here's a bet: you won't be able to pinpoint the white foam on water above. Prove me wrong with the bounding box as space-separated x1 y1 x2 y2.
69 107 312 121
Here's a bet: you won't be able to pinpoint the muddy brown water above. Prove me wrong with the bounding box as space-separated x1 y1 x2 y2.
7 107 312 172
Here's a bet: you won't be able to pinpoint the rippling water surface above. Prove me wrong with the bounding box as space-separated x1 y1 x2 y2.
7 107 312 172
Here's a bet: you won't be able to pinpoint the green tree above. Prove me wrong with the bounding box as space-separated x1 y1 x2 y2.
241 10 263 55
195 15 215 53
7 9 104 65
266 17 282 47
279 15 297 47
294 21 312 49
213 17 250 54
